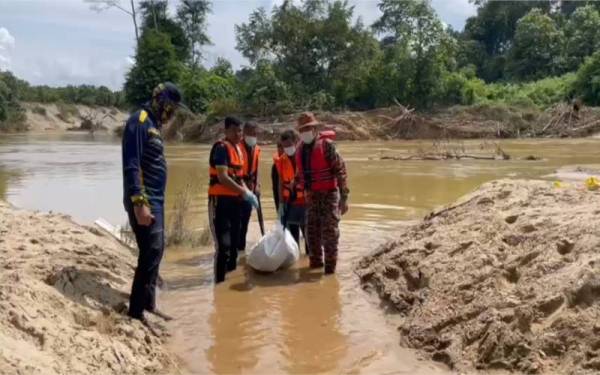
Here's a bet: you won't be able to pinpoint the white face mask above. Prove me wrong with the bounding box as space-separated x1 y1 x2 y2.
244 136 257 147
300 131 315 144
284 146 296 156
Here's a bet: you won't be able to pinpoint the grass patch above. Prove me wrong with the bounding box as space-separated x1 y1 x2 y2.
32 105 47 116
166 182 212 247
56 102 79 123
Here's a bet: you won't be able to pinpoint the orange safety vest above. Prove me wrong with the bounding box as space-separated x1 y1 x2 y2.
208 140 244 196
274 153 305 205
240 143 261 185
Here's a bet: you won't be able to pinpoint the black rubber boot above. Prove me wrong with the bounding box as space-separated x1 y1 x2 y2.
324 263 336 275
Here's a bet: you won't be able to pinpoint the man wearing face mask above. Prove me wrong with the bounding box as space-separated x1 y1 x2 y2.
238 121 262 253
122 82 184 327
272 130 308 253
208 116 259 283
295 113 349 274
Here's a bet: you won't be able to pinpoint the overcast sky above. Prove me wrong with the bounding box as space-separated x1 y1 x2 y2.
0 0 476 90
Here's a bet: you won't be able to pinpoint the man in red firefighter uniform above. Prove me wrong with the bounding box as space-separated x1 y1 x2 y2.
295 112 349 274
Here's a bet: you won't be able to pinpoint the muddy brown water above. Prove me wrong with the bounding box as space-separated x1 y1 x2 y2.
2 133 600 374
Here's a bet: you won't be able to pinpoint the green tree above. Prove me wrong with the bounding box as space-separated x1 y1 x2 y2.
239 61 292 116
124 30 181 106
372 0 450 107
563 5 600 71
236 0 379 109
506 8 562 81
139 0 191 62
0 80 9 121
235 7 273 65
176 0 211 66
210 57 234 78
573 51 600 105
462 1 550 81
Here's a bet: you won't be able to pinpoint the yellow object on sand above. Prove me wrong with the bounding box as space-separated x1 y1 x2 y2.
553 181 563 188
585 177 600 191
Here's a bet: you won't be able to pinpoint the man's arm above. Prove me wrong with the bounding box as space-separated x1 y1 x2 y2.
123 118 148 205
217 167 247 196
325 141 349 203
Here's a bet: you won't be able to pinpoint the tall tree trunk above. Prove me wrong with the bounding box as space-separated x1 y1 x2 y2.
130 0 139 46
150 0 158 30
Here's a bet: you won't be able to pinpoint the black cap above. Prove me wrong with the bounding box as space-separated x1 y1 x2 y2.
153 82 190 111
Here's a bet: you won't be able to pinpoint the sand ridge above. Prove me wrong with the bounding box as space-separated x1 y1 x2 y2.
357 179 600 374
0 201 178 375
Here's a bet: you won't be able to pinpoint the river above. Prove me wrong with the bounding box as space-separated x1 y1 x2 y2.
2 133 600 374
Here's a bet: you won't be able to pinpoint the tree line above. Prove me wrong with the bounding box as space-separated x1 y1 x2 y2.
123 0 600 117
3 0 600 131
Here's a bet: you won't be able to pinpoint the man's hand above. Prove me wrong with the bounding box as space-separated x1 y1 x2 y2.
243 189 259 209
339 199 349 215
134 205 154 226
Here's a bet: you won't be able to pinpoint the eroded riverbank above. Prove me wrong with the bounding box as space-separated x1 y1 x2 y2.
357 179 600 374
0 201 178 375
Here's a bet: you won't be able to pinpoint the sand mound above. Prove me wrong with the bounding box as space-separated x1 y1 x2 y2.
357 179 600 374
0 201 178 375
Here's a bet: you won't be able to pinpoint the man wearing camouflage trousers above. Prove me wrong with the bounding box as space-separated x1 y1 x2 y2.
295 112 349 274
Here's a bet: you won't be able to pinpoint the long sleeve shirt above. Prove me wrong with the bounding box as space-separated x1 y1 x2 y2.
121 107 167 211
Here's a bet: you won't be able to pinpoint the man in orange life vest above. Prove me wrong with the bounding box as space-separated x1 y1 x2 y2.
272 130 308 253
296 112 349 274
208 116 259 283
238 121 261 252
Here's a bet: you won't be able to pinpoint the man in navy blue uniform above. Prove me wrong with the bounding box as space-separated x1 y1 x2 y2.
121 82 183 326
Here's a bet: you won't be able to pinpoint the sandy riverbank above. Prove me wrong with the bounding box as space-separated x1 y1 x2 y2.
357 179 600 374
21 102 128 133
0 201 178 375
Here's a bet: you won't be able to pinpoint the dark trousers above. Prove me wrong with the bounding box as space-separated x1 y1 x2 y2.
126 207 164 319
238 200 252 251
209 195 242 283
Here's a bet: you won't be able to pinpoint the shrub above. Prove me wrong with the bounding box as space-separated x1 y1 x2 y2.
32 105 47 116
573 52 600 105
56 102 79 123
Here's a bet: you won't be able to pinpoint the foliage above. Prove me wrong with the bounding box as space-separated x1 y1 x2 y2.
506 9 562 81
238 61 293 116
176 0 211 66
0 71 27 131
562 5 600 71
139 0 191 62
573 52 600 105
124 29 181 106
179 66 236 113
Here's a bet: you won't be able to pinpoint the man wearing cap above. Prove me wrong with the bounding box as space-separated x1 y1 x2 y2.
295 112 349 274
238 121 262 253
122 82 183 326
208 116 259 283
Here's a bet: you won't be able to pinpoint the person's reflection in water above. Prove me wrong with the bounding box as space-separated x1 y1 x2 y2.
280 273 347 374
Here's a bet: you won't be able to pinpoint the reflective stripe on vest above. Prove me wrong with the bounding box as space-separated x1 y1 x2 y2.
208 140 244 196
296 139 338 192
274 154 304 205
240 144 261 182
